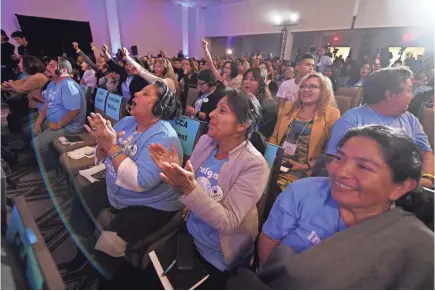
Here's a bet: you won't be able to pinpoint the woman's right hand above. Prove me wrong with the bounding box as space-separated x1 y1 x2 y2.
72 42 79 51
149 144 181 170
201 39 208 52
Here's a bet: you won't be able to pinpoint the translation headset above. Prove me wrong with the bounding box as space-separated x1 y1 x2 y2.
54 57 62 76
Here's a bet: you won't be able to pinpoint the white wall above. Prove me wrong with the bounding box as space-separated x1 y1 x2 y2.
203 0 435 37
116 0 183 56
1 0 110 52
355 0 435 28
204 0 357 37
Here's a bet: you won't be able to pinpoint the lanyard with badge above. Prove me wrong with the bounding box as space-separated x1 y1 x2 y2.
365 105 404 133
282 114 314 156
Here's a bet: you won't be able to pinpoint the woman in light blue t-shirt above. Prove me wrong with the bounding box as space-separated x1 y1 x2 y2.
71 80 183 256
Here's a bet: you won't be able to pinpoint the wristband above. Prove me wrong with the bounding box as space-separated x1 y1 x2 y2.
109 150 123 161
422 174 435 183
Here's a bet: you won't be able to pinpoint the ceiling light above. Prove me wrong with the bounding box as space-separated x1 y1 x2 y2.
272 14 282 25
289 13 299 23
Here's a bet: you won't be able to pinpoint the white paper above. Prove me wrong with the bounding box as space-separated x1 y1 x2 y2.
58 136 85 145
79 163 106 183
66 146 95 160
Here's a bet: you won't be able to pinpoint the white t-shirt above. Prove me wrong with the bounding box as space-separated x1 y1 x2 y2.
276 79 299 102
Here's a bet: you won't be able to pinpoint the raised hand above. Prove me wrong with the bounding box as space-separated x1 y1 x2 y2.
201 39 208 51
90 42 96 48
72 42 79 51
149 143 181 170
102 44 109 54
122 47 130 59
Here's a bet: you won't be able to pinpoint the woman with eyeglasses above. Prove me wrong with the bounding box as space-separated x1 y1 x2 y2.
269 73 340 190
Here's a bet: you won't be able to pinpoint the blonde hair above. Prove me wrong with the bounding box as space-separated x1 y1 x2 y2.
155 58 178 92
289 73 337 116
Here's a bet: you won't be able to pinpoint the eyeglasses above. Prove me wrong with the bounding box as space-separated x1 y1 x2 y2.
300 84 321 90
197 81 206 86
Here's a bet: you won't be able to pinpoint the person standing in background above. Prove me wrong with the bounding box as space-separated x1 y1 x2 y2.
315 48 333 73
1 30 16 83
11 31 40 60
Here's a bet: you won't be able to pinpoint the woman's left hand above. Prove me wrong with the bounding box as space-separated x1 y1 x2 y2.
185 106 197 116
84 113 122 152
159 160 197 195
287 159 310 171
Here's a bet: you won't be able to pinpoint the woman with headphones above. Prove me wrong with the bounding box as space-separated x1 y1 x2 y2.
71 80 183 258
269 73 340 190
122 47 178 94
242 67 278 138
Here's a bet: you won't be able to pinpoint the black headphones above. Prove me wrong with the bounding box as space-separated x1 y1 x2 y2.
55 57 62 76
152 80 170 117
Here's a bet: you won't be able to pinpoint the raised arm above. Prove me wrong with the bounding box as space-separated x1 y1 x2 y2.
90 42 101 64
122 47 176 92
73 42 98 71
201 39 223 82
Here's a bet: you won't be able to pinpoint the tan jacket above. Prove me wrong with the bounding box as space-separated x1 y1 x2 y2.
180 134 270 267
11 73 49 106
269 103 340 163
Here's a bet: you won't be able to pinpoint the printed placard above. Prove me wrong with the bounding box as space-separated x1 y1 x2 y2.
6 206 43 289
95 88 109 111
105 93 123 121
170 115 200 156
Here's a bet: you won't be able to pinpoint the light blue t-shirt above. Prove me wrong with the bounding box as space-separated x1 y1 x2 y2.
262 177 347 253
45 77 86 133
186 148 234 271
326 105 432 154
104 117 184 211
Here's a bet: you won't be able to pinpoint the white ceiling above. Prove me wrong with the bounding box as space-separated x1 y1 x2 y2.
171 0 247 8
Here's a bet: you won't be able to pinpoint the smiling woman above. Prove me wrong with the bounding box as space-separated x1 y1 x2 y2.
258 125 433 287
269 72 340 190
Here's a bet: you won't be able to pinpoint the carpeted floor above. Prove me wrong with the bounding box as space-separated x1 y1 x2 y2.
2 107 98 289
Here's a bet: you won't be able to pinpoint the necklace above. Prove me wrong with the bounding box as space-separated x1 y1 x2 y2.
365 105 404 132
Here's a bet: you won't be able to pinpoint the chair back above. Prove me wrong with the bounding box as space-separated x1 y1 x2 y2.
6 196 65 289
420 107 434 151
170 115 207 160
186 88 199 108
258 143 284 228
94 88 109 115
105 93 126 125
335 87 363 109
335 95 352 115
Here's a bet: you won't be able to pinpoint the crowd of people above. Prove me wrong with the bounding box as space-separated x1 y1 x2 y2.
1 27 434 289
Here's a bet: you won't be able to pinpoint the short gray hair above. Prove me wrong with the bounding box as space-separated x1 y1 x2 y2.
362 66 412 104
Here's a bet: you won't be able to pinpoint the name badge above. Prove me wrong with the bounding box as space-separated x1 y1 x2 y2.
283 141 297 156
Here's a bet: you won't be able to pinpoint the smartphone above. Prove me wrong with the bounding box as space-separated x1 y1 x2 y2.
92 170 106 180
176 233 195 271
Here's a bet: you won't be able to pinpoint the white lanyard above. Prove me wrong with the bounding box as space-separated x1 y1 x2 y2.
284 113 315 146
365 105 404 131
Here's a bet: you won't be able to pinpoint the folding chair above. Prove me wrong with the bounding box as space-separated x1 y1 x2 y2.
169 115 207 164
420 107 434 151
6 196 65 289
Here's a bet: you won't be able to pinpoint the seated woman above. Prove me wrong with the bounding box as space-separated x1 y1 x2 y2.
256 125 433 289
242 67 278 138
70 80 183 250
180 58 199 108
148 88 270 289
185 69 226 122
269 73 340 190
345 62 373 88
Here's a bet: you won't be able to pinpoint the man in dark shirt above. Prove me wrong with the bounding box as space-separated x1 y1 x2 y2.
11 31 40 59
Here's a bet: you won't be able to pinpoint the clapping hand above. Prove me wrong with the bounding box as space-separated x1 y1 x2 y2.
84 113 124 152
149 143 181 169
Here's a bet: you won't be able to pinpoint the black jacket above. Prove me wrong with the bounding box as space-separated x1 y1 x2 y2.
192 82 226 122
258 98 278 138
106 58 149 104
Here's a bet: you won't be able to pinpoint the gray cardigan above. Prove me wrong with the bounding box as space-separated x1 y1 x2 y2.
181 134 270 267
227 207 434 289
